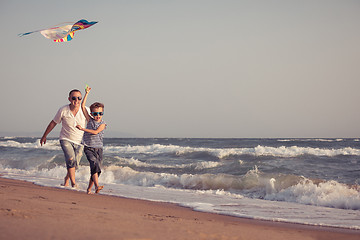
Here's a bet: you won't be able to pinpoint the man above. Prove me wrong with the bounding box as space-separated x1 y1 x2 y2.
40 89 89 187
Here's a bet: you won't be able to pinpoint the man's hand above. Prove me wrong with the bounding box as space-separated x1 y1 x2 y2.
40 136 46 146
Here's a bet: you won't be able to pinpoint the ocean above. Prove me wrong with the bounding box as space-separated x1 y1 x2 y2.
0 137 359 229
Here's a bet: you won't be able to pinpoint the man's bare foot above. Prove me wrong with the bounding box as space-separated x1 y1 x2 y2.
95 186 104 193
87 190 94 195
72 184 78 189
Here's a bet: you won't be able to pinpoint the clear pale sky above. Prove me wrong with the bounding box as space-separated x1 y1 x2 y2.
1 1 360 138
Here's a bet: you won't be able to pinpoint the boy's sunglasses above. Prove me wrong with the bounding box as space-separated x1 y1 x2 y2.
71 97 82 101
91 112 104 116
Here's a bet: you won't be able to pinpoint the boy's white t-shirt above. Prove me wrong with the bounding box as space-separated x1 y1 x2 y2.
53 105 90 145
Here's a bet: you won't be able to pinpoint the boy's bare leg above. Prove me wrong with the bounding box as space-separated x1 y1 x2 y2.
92 173 99 189
96 185 104 193
92 173 104 193
87 178 94 194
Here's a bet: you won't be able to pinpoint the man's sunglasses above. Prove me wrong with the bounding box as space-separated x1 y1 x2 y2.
91 112 104 116
71 97 82 101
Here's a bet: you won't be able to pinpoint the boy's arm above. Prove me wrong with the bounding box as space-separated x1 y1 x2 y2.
82 86 92 122
77 123 106 135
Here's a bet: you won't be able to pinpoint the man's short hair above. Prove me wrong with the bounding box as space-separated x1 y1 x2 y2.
69 89 81 97
90 102 105 111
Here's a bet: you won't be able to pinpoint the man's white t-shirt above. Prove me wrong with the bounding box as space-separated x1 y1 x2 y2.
53 105 90 145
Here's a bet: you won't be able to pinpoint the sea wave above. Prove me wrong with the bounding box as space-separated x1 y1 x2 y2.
113 156 224 170
265 179 360 210
106 144 360 158
97 165 360 210
0 139 60 150
1 162 359 211
2 139 360 158
277 139 345 142
106 165 360 210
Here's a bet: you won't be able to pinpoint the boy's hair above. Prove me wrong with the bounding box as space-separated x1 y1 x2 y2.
90 102 105 111
69 89 81 97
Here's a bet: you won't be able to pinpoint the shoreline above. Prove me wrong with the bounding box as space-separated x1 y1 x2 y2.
0 177 359 240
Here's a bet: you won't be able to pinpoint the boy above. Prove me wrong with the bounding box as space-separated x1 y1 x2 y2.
76 86 106 194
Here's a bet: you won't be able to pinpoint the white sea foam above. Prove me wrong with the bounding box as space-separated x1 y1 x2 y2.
0 139 60 150
107 144 360 158
2 139 360 158
114 156 223 170
2 136 16 139
278 139 344 142
265 179 360 210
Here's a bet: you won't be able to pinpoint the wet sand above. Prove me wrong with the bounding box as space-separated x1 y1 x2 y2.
0 177 359 240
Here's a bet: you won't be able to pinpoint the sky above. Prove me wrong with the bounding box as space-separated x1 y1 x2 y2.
1 0 360 138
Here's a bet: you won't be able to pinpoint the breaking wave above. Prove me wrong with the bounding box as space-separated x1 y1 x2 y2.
2 139 360 158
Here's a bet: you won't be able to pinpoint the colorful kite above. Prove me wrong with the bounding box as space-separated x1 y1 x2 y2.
18 19 98 42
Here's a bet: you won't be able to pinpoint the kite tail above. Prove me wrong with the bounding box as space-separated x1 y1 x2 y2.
18 22 74 37
18 31 40 37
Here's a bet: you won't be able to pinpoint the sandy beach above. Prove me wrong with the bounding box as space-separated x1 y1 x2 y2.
0 177 358 240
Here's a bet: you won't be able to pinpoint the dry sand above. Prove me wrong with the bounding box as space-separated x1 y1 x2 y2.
0 177 359 240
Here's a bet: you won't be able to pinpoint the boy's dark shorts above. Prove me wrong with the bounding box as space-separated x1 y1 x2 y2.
84 146 103 176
